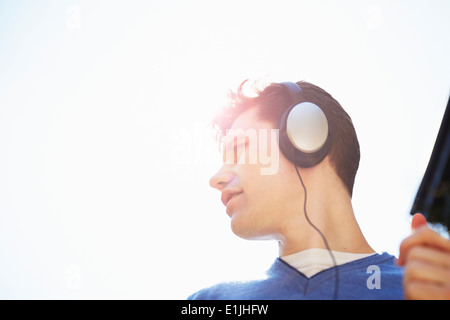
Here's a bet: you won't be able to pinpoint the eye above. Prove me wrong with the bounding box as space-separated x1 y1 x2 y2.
233 137 250 163
222 136 249 164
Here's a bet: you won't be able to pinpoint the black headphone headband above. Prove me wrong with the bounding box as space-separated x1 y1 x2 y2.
280 81 304 101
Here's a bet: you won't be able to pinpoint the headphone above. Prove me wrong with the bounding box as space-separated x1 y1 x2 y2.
278 82 332 168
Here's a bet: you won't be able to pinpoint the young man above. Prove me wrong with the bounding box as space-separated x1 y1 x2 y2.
188 80 450 300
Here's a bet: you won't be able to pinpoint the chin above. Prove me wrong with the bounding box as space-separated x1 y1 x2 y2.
229 211 272 240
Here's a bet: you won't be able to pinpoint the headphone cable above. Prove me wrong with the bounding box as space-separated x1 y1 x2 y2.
294 165 339 300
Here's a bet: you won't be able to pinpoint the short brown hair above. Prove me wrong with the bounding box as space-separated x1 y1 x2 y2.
213 80 360 197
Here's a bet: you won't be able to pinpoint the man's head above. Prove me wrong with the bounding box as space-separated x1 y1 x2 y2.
209 80 360 241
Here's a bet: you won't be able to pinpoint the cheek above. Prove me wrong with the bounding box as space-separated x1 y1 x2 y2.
244 176 286 219
230 159 296 238
239 163 290 212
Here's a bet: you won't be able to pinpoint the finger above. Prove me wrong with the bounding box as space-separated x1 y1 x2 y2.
405 246 450 269
405 281 450 300
411 213 428 231
404 259 450 287
398 227 450 266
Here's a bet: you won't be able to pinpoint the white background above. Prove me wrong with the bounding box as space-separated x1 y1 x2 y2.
0 0 449 299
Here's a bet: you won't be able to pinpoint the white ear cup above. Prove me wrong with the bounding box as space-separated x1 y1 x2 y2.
286 102 329 153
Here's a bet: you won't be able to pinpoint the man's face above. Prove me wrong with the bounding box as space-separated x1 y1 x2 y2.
209 107 303 241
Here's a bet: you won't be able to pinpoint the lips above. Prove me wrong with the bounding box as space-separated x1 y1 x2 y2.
221 189 243 207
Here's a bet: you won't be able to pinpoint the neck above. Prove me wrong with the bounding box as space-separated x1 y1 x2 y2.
277 163 374 257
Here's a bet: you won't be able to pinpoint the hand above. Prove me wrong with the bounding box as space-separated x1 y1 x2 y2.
397 213 450 300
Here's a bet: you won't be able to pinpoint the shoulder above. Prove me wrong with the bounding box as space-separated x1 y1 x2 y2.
338 252 404 300
341 252 403 276
187 277 289 300
367 252 404 277
188 259 295 300
187 276 289 300
187 281 253 300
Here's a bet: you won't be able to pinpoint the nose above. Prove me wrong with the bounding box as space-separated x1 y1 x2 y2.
209 165 234 191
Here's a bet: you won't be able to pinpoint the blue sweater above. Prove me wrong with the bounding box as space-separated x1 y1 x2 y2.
188 252 404 300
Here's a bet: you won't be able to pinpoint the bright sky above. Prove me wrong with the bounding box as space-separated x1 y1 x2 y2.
0 0 449 299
